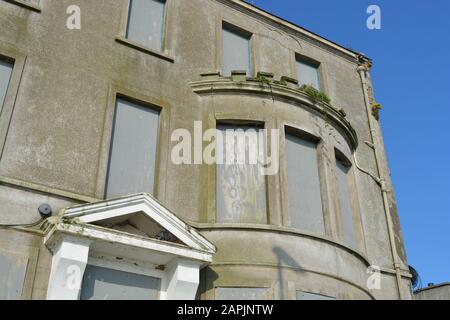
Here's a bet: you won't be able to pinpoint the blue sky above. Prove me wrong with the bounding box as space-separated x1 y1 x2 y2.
247 0 450 286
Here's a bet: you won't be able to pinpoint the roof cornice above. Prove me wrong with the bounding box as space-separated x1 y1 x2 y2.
43 193 216 254
220 0 370 62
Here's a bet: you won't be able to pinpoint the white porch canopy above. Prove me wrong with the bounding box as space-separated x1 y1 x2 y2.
43 193 216 300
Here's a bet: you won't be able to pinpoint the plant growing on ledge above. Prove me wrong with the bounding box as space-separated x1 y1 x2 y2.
300 85 331 105
371 102 382 120
256 72 275 102
256 74 272 86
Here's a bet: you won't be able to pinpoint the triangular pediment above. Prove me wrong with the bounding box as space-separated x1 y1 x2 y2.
91 211 184 245
61 193 215 254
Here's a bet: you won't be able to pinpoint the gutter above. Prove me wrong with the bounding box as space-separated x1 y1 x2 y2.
356 58 404 300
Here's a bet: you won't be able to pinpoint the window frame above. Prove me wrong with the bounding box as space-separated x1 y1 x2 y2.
333 148 365 250
0 58 14 115
80 256 166 300
283 126 327 235
116 0 174 62
104 96 162 199
0 50 26 161
294 53 324 92
214 120 269 225
96 86 171 202
218 20 255 77
205 113 275 225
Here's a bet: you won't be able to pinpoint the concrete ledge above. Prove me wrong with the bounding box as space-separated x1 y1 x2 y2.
189 222 371 267
115 36 175 63
256 71 275 79
189 75 358 150
0 175 100 204
280 76 299 89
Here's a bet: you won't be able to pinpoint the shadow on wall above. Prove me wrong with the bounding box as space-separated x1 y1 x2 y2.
196 247 303 300
197 267 219 300
273 246 304 300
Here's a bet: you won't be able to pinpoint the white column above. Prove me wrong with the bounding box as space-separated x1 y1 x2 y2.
165 258 202 300
46 236 92 300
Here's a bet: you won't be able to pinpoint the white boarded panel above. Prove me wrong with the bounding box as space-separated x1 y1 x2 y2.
285 133 324 234
106 98 160 198
222 26 251 76
80 265 161 300
126 0 166 51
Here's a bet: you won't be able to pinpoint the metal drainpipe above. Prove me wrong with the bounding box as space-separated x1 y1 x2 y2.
356 62 404 300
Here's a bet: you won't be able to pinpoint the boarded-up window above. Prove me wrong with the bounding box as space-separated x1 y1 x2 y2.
285 132 324 234
297 291 335 300
296 58 320 90
0 251 28 300
106 98 160 198
222 25 251 76
216 287 272 300
80 265 161 300
336 157 357 247
0 59 13 114
216 124 267 224
126 0 166 51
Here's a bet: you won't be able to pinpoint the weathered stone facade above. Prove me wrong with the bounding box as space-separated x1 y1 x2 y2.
0 0 412 299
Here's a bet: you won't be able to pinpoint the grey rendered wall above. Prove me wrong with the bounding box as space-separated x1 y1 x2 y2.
0 0 411 300
297 291 335 300
215 287 272 300
0 251 28 299
415 285 450 300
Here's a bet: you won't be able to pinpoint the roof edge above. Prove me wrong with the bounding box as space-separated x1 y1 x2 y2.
415 282 450 293
227 0 371 62
59 193 217 254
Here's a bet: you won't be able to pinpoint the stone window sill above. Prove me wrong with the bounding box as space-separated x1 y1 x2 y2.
3 0 41 12
115 36 174 63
